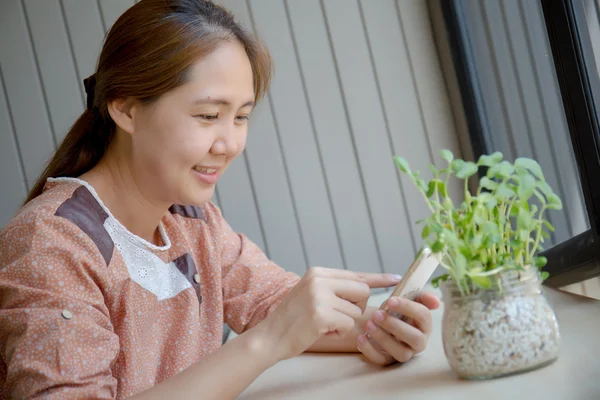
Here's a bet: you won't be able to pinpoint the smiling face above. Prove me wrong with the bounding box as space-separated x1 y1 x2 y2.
122 39 255 207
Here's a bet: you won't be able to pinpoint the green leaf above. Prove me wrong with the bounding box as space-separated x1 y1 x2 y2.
455 162 479 179
437 180 448 197
547 194 563 210
496 183 516 201
540 271 550 281
517 172 536 201
536 181 554 198
454 253 467 281
489 161 515 179
485 196 498 210
544 220 556 232
417 178 428 193
517 207 533 231
429 164 439 176
482 222 498 234
450 159 465 174
431 274 449 288
479 177 498 191
443 197 454 210
477 152 503 167
472 234 483 249
430 222 443 233
515 157 544 180
426 180 436 198
440 149 454 163
394 156 410 173
535 256 548 267
489 231 502 243
431 240 445 253
421 224 430 240
471 275 492 289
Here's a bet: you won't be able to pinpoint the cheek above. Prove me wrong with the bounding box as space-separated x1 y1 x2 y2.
233 129 248 157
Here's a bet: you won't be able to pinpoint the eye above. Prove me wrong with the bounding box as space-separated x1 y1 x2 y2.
195 114 218 121
235 115 250 123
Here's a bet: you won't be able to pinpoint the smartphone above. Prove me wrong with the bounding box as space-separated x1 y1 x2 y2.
379 247 441 319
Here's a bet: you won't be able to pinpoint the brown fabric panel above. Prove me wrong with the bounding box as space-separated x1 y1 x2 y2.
54 186 114 265
168 204 206 221
173 253 202 304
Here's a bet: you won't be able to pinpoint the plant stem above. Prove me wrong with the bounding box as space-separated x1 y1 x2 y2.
530 205 547 264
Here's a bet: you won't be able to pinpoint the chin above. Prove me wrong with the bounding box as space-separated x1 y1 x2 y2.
179 190 214 207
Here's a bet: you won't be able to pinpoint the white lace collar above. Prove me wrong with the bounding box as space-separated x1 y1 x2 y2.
47 177 172 252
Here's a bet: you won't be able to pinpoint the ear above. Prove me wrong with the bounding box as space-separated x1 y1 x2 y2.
107 97 137 135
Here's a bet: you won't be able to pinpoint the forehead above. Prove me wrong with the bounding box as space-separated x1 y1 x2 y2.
181 40 255 100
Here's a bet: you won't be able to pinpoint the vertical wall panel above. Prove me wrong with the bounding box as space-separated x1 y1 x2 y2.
61 0 105 86
98 0 135 32
248 0 345 271
24 0 85 143
321 0 416 273
395 0 464 202
0 72 28 227
359 0 435 241
286 0 382 273
0 0 55 188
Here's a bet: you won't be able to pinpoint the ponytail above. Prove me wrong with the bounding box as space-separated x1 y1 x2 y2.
24 108 114 205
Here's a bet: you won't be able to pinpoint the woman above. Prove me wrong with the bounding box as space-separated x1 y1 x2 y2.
0 1 439 398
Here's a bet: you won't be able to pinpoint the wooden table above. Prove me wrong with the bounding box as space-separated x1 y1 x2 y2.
237 287 600 400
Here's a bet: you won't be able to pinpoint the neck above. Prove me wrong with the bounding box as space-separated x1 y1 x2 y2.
80 147 169 246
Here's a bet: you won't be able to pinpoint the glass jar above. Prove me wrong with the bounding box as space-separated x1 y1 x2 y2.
439 267 561 380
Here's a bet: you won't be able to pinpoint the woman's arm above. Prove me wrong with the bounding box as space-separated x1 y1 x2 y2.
131 324 276 400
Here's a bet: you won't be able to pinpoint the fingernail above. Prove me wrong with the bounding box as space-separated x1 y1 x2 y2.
389 274 402 282
366 321 377 332
388 297 400 307
373 310 385 322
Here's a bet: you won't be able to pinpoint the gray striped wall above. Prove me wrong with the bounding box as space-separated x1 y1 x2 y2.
0 0 466 277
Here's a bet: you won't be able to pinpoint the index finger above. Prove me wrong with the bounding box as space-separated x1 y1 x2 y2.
309 267 401 288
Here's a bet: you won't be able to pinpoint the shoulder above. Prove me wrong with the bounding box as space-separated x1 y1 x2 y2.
1 178 113 269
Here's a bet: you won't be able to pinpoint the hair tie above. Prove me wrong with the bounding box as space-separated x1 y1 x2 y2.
83 74 97 110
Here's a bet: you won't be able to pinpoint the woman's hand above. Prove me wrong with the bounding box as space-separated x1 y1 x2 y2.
259 267 401 363
357 293 440 366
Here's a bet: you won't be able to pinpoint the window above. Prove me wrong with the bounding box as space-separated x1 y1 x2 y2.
441 0 600 288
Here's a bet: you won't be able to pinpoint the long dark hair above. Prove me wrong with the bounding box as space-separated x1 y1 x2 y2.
24 0 272 204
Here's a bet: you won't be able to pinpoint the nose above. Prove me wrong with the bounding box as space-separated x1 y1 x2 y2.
210 123 243 156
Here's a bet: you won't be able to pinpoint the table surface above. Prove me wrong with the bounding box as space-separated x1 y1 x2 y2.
237 286 600 400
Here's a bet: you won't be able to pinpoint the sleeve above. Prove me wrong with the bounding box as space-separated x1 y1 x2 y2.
0 214 120 399
203 203 301 334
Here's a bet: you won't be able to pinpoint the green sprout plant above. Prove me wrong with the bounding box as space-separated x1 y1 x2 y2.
394 150 563 296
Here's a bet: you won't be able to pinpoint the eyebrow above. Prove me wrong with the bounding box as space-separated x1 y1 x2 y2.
193 97 255 108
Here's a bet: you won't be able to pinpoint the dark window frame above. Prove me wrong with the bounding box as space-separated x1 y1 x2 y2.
441 0 600 288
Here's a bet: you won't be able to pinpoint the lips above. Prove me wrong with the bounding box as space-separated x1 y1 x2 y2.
191 164 222 185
